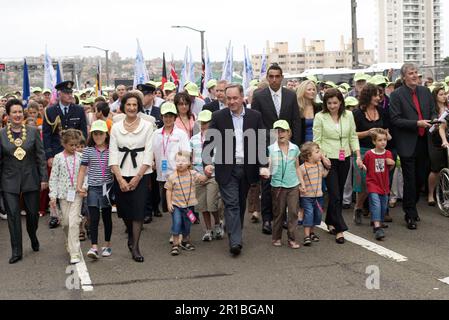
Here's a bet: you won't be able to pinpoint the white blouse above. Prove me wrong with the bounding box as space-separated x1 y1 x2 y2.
109 118 154 177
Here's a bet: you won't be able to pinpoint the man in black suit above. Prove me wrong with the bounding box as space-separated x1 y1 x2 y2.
137 84 163 224
204 84 266 256
43 80 88 228
389 63 437 230
202 80 228 113
251 64 301 235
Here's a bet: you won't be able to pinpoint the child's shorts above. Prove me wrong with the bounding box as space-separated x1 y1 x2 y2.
300 197 324 227
195 178 219 213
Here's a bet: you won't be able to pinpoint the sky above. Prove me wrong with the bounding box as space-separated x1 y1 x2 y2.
1 0 448 62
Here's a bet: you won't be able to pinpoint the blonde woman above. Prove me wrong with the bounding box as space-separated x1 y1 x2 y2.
297 80 321 144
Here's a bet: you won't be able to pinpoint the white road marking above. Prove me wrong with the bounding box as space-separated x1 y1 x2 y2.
317 222 408 263
76 254 93 292
438 277 449 285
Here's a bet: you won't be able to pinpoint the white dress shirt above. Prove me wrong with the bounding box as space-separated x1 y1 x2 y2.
109 119 154 177
269 87 282 117
231 108 246 162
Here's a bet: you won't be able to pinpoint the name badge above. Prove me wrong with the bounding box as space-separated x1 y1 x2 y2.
186 210 197 224
67 189 76 202
339 149 346 161
161 159 168 173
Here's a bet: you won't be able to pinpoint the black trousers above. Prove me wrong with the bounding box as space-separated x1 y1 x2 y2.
145 172 161 218
325 158 350 233
158 182 168 213
4 191 40 257
88 206 112 245
261 177 273 223
400 136 429 220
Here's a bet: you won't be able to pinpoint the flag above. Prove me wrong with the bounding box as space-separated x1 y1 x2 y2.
22 59 30 106
95 61 102 97
242 46 254 93
188 47 195 83
161 52 167 90
133 39 149 88
221 41 233 83
169 54 179 87
44 46 57 104
259 48 267 81
56 60 64 84
201 42 213 97
179 47 190 91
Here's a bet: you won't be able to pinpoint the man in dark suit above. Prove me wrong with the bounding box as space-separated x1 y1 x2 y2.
203 84 266 256
251 64 301 235
43 80 87 228
203 80 228 113
389 63 437 230
137 83 162 224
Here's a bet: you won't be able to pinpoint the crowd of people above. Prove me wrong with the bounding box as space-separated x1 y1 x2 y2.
0 61 446 264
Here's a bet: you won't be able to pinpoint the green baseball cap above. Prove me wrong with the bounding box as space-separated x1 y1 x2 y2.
82 97 95 105
354 73 370 82
339 83 351 90
90 120 108 133
42 88 52 94
444 76 449 84
306 75 318 84
163 82 176 91
197 110 212 122
324 81 337 88
161 102 178 115
368 74 387 87
273 120 290 130
31 87 42 93
185 82 199 97
206 79 217 89
338 87 348 95
249 79 259 87
345 96 359 107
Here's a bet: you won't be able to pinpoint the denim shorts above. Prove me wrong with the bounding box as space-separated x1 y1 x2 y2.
368 193 388 222
171 206 194 236
300 197 324 227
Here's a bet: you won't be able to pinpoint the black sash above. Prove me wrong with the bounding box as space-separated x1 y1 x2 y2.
118 147 145 169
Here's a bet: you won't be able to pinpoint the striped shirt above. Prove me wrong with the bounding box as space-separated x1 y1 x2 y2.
164 170 200 208
190 132 215 176
300 162 324 198
81 147 113 186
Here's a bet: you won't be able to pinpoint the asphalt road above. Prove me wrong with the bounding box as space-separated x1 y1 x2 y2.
1 199 449 300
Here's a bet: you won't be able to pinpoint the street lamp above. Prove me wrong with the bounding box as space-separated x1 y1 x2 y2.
83 45 110 87
171 25 205 92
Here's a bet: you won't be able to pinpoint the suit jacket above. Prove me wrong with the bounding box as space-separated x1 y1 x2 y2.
389 85 437 157
203 100 220 113
203 107 266 186
0 126 48 194
142 106 162 128
43 103 87 159
251 87 302 146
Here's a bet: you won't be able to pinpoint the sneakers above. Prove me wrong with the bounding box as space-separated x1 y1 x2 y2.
87 248 99 260
20 210 27 216
111 206 117 213
0 213 7 220
354 209 363 225
213 224 224 240
101 247 112 257
70 255 81 264
374 228 385 241
250 212 260 223
202 231 213 242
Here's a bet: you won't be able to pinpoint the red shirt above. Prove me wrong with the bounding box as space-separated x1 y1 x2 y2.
363 149 393 195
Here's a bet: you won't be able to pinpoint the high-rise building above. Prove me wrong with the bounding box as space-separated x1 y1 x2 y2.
376 0 442 66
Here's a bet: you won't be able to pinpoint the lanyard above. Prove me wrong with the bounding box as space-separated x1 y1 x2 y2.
180 117 192 139
95 147 108 181
63 152 77 188
162 127 173 158
177 171 193 206
279 149 288 182
338 118 343 149
304 163 320 198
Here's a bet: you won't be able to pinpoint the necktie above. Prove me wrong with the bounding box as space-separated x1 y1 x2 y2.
145 109 150 115
273 94 281 117
411 91 425 137
64 107 68 116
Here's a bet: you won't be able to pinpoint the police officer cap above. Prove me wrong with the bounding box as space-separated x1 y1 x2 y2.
137 83 156 95
55 81 75 93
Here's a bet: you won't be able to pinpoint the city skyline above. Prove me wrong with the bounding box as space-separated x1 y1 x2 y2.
1 0 448 63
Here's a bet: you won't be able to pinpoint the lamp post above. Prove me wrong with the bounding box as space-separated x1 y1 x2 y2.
351 0 359 68
83 45 110 87
171 25 205 92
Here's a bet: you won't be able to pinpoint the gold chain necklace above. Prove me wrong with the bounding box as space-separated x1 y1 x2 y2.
7 124 27 160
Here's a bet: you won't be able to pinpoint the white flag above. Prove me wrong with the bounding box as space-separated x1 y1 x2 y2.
221 41 233 83
201 42 213 97
133 39 149 88
259 48 267 81
179 47 190 90
188 47 195 83
242 46 254 93
44 46 56 92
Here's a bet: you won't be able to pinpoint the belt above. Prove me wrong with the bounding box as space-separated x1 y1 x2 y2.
118 147 145 169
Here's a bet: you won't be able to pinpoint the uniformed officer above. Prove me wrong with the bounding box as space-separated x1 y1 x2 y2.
137 83 162 224
43 80 87 228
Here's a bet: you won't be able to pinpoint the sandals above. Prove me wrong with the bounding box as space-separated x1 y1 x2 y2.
79 231 86 242
170 246 180 256
310 233 320 242
288 240 300 249
272 240 282 247
303 237 312 246
180 242 195 251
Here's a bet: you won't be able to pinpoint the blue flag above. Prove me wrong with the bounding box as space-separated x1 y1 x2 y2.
22 59 30 107
56 61 64 84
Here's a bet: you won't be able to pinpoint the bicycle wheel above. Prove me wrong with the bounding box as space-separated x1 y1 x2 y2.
436 168 449 217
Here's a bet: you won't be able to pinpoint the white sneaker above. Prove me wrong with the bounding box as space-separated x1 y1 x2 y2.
213 224 224 240
101 247 112 257
87 248 99 260
70 255 81 264
0 213 7 220
20 210 27 216
202 231 213 242
111 206 117 213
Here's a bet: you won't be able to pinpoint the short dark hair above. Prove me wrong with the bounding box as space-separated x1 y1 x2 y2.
112 92 119 102
95 96 106 103
174 92 192 119
87 131 110 148
322 88 345 117
156 88 165 99
358 83 379 111
120 92 143 114
96 102 110 117
267 63 283 76
5 99 23 115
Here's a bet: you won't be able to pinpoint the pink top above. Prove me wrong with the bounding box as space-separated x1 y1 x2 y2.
175 115 195 139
